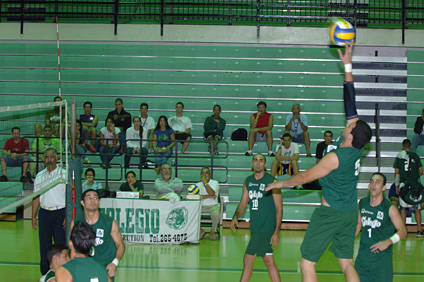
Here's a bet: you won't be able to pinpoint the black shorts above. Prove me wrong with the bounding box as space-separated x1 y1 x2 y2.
175 133 192 144
277 163 293 176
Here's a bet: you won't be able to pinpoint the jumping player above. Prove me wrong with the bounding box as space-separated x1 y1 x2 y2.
266 42 372 282
231 154 282 282
354 173 406 282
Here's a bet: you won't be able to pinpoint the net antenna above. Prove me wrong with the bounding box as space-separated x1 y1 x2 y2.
0 101 69 215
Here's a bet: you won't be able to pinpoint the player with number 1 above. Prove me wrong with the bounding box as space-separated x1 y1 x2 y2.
266 43 372 281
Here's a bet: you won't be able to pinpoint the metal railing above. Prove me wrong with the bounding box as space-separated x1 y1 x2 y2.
0 0 422 43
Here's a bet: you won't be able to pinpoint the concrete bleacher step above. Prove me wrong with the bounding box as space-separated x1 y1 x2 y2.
0 181 23 213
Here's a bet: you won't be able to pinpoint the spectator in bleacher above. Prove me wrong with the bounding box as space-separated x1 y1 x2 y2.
74 120 90 165
168 102 192 155
393 139 423 237
125 116 148 169
204 104 226 155
30 125 61 178
82 168 102 192
412 108 424 154
270 133 302 189
153 116 175 174
35 96 67 138
154 163 183 199
39 244 70 282
107 98 131 151
77 101 98 153
120 171 144 198
245 101 274 157
139 103 156 153
285 104 311 157
99 117 120 169
0 127 30 182
315 130 334 163
196 167 220 241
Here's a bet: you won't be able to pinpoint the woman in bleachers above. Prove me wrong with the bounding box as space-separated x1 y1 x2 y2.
119 170 144 198
82 168 102 192
125 116 148 169
152 116 175 174
99 117 121 169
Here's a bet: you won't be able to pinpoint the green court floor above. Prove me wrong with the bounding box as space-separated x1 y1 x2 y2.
0 220 423 281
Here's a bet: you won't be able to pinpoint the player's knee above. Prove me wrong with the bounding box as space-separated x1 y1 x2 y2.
262 255 275 267
300 258 315 271
338 258 354 273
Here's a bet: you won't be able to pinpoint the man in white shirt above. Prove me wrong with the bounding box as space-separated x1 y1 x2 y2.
32 148 67 275
196 167 220 240
168 102 192 154
154 163 184 198
270 133 301 188
139 103 156 152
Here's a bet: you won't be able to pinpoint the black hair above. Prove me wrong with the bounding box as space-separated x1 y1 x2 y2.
83 101 92 108
85 168 95 178
47 244 68 264
176 102 184 108
44 125 53 131
324 130 333 136
11 127 20 132
351 120 372 149
281 133 291 140
257 101 267 108
70 221 96 256
155 115 171 131
140 103 148 109
402 139 412 147
115 98 123 104
213 105 221 111
126 170 137 179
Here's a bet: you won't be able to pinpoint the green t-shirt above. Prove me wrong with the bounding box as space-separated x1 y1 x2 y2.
357 197 395 261
74 213 117 266
245 173 277 234
319 136 364 211
62 257 108 282
393 151 423 183
31 135 61 159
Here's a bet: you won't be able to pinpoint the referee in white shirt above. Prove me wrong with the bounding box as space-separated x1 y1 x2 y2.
32 148 67 275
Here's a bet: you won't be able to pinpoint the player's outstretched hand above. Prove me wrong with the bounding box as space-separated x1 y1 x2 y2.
230 217 238 232
265 181 285 191
337 42 354 65
270 233 279 249
106 262 117 278
370 239 391 253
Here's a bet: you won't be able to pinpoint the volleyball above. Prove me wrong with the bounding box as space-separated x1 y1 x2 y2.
329 17 355 46
187 185 199 195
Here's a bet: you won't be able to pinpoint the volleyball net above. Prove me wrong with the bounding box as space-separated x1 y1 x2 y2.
0 100 69 215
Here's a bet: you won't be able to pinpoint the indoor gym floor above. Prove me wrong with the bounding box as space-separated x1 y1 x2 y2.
0 220 423 282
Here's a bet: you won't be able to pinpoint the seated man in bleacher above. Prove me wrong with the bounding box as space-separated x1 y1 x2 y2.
270 133 301 189
245 101 274 157
196 167 220 241
315 130 334 163
203 104 226 155
29 125 61 178
0 127 31 182
107 98 132 150
77 101 98 153
169 102 192 155
139 103 156 153
285 104 311 157
154 163 183 199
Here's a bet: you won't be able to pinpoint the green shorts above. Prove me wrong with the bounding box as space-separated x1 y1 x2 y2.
246 232 274 257
355 250 393 282
300 205 357 262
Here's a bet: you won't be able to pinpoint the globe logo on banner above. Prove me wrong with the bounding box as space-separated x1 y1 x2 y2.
166 207 189 230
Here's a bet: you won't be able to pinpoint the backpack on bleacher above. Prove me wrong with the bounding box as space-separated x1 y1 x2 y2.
231 128 248 140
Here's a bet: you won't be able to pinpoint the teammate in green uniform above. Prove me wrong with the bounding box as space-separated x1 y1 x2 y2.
231 154 282 282
70 189 125 280
40 244 69 282
56 221 111 282
266 43 372 282
393 139 424 236
354 173 406 282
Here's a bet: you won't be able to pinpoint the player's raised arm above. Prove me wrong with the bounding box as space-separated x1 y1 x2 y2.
338 42 359 126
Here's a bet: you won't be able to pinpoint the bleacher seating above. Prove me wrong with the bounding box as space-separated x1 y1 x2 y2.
0 42 422 224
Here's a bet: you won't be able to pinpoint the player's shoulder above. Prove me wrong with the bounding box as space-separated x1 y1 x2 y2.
359 196 370 207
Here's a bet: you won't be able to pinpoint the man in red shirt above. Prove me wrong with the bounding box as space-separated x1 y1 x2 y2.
0 127 30 182
246 101 275 156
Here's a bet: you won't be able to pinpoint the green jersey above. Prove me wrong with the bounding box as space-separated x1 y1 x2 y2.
62 257 108 282
357 197 394 261
245 173 277 234
393 151 422 183
42 269 55 282
74 213 117 266
319 136 363 211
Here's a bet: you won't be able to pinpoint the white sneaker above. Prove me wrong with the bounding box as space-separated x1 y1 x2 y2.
296 185 303 190
245 150 252 156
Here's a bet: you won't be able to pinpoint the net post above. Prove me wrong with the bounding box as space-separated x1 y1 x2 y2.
71 98 76 159
65 159 82 238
